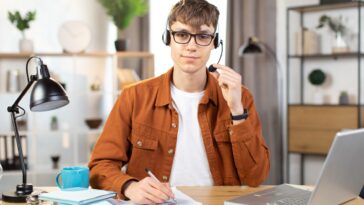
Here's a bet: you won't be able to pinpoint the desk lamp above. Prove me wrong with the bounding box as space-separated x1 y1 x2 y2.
2 56 69 202
239 36 287 182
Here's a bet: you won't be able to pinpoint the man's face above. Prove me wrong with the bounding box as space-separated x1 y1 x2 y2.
169 21 215 75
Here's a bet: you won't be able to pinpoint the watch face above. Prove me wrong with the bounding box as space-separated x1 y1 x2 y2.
58 21 91 53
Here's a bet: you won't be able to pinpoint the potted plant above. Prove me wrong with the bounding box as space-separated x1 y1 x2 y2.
308 69 326 104
98 0 148 51
339 91 349 105
8 10 36 53
316 14 349 53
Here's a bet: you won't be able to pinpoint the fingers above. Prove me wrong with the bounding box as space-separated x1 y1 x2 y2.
211 64 242 89
147 178 174 199
125 177 174 204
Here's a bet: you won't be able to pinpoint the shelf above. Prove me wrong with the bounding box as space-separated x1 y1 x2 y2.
288 104 358 107
0 51 154 59
288 1 362 13
288 52 363 59
0 131 30 136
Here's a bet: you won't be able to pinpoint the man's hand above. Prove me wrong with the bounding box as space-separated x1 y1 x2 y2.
210 64 244 116
124 177 175 204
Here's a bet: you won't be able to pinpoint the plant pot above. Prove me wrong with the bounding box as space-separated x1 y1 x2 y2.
19 38 34 53
339 92 349 105
114 39 128 51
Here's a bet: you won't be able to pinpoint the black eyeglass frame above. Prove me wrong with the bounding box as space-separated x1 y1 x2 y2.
170 30 215 46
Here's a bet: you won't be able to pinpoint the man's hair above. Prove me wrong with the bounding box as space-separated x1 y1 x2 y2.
168 0 220 32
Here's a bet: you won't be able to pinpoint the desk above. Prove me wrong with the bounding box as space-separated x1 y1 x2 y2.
1 186 363 205
178 186 364 205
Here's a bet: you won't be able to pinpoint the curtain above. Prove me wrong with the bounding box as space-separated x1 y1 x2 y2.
118 14 150 79
226 0 283 185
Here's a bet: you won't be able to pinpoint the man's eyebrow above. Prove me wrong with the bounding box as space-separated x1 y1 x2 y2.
172 28 214 34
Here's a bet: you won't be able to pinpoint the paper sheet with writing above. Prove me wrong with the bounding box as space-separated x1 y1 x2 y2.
91 187 202 205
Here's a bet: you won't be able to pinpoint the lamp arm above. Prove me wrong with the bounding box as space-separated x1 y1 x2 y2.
8 77 36 113
7 78 36 187
260 42 288 183
260 42 283 80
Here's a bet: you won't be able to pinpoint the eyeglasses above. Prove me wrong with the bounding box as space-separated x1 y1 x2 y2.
170 30 215 46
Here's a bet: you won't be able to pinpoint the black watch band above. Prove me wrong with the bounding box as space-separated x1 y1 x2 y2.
231 109 248 120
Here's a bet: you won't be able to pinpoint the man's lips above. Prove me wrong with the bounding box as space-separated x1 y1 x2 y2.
181 55 199 59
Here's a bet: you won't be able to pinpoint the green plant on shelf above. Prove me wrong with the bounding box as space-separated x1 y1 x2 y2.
316 14 346 35
8 10 36 38
308 69 326 86
98 0 148 32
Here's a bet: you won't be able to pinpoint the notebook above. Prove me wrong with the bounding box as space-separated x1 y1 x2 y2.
225 128 364 205
39 188 116 205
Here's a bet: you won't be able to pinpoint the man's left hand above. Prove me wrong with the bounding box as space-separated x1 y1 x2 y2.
210 64 244 116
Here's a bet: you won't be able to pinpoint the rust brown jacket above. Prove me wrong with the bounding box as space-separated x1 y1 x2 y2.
89 68 270 198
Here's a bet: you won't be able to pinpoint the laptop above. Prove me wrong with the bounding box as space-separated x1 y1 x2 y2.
225 129 364 205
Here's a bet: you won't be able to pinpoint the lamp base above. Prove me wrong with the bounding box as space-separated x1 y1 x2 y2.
2 184 33 203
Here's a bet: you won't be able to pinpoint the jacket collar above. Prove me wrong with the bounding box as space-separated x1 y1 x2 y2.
155 67 218 107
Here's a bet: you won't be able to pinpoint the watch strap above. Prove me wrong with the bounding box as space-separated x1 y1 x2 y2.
231 109 248 120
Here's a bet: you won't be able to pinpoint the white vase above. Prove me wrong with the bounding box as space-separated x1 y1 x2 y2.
19 38 34 53
313 90 324 104
332 32 349 53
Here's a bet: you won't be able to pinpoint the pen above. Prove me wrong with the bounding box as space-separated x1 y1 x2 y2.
145 168 176 203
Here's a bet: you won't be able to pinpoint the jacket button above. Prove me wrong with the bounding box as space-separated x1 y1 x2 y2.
137 140 142 147
162 175 168 181
168 149 174 154
171 123 177 128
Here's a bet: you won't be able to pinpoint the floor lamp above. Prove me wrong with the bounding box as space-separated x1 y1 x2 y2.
2 56 69 203
239 36 287 183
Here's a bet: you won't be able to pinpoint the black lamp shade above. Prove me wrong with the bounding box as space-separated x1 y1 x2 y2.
239 37 263 56
30 77 69 112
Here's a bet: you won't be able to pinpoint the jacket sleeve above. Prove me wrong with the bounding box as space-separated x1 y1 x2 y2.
88 88 137 199
229 86 270 187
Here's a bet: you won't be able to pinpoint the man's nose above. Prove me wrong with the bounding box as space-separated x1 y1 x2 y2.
186 36 198 48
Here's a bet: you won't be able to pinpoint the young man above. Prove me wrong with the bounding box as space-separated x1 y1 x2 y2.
89 0 270 204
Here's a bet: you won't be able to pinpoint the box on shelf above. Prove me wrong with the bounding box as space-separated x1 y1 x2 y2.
295 30 320 55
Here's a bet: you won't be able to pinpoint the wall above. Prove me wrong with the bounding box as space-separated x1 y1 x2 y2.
0 0 110 52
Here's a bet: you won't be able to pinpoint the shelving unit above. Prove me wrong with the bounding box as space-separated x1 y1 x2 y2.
0 52 154 184
286 2 363 184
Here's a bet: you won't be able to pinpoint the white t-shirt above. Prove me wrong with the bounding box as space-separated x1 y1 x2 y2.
169 84 214 186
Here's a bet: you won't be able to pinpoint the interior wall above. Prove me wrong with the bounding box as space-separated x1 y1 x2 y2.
0 0 109 52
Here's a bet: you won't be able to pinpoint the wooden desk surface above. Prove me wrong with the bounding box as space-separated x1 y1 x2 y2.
1 186 363 204
178 186 364 205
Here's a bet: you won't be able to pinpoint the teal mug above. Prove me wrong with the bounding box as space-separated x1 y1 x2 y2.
56 166 89 190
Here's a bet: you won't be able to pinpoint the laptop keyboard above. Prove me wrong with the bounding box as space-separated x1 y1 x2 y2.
269 190 311 205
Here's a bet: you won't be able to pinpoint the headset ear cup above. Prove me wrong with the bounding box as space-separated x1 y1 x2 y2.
214 33 219 48
162 30 171 45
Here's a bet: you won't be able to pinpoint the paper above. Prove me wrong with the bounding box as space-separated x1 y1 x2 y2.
98 187 202 205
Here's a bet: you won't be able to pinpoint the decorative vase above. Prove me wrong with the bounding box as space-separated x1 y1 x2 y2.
114 39 128 51
19 38 34 53
332 32 349 53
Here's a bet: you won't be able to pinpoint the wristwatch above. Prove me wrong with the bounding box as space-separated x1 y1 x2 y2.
231 109 248 120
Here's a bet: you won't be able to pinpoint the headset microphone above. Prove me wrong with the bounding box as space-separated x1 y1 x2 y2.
208 40 223 72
